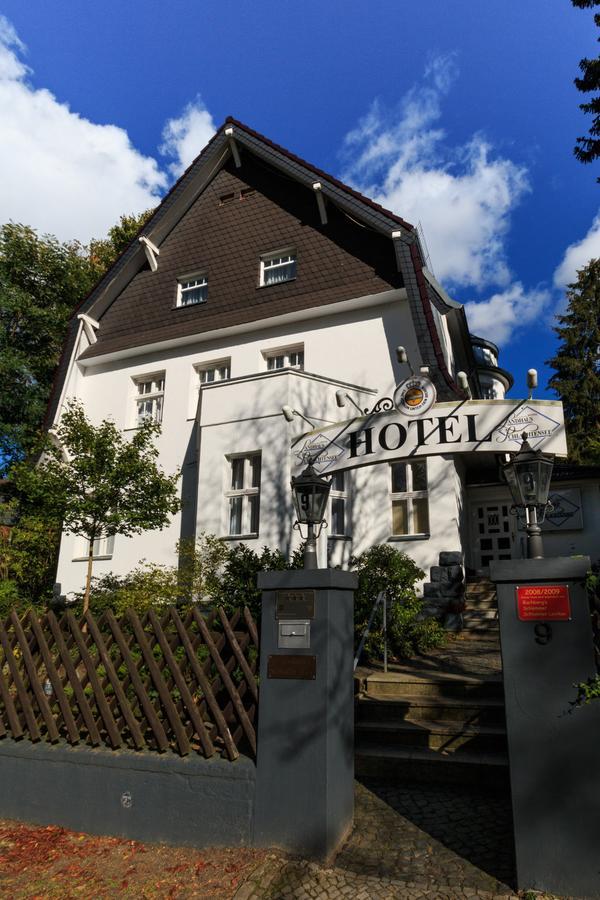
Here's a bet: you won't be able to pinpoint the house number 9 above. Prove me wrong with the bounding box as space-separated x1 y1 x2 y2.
534 623 553 645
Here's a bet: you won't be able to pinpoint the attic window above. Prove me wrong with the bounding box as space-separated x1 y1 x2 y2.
177 275 208 307
260 250 297 287
219 192 235 206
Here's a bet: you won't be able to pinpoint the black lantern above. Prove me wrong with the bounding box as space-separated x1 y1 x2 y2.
501 433 554 559
291 464 331 568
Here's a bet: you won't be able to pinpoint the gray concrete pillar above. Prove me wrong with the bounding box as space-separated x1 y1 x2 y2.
253 568 357 860
490 556 600 899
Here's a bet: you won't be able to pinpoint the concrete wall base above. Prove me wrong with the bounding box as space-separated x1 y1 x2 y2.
0 739 256 847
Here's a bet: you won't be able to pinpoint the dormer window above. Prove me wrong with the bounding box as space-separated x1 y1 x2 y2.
177 274 208 307
260 250 296 286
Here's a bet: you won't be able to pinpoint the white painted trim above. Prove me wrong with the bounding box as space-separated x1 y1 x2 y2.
139 236 160 272
224 128 242 168
78 287 408 369
312 182 328 225
77 313 99 345
52 319 84 427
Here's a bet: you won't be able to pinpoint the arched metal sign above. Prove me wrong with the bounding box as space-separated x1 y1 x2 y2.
291 399 566 477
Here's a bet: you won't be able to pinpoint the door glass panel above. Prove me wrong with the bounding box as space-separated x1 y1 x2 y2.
498 537 511 549
480 538 492 550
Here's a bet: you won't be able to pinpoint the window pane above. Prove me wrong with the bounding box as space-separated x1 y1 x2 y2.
200 368 215 383
249 494 260 534
392 499 408 535
250 455 261 488
413 498 429 534
105 534 115 555
231 458 244 490
218 366 230 380
331 497 345 535
331 471 345 492
289 351 304 369
391 463 407 494
229 497 243 535
411 461 428 492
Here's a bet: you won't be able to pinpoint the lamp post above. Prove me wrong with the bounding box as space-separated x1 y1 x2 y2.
291 464 331 569
501 432 554 559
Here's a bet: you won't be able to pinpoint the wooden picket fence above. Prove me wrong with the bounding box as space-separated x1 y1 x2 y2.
0 605 259 760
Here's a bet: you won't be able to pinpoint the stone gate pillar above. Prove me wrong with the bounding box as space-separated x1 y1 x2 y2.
253 568 357 860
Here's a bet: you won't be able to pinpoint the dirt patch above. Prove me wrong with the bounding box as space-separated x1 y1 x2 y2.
0 820 270 899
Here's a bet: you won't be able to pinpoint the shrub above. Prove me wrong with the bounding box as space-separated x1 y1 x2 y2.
350 544 444 661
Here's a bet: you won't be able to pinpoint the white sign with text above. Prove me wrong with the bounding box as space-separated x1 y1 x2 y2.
290 399 567 477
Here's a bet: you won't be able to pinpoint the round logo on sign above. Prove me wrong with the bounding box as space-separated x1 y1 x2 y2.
394 376 437 416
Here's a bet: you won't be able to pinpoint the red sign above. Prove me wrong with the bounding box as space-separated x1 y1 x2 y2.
516 584 571 621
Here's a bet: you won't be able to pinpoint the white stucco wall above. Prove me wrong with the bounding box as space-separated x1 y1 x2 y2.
55 290 466 596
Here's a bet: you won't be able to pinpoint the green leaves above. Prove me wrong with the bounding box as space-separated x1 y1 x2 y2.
546 258 600 464
0 212 155 472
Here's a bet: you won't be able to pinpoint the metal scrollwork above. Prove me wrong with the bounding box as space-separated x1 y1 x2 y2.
369 397 394 414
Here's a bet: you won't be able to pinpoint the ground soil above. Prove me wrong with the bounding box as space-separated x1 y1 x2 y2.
0 819 269 899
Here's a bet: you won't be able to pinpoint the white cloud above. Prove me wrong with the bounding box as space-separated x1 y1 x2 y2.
553 212 600 289
342 55 529 291
0 16 167 243
464 283 552 346
160 98 216 178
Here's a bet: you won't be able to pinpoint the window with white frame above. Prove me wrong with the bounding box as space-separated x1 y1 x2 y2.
259 250 296 286
390 461 429 536
177 274 208 307
74 534 115 560
196 359 231 385
225 454 261 536
329 470 349 537
134 374 165 426
480 379 500 400
264 346 304 371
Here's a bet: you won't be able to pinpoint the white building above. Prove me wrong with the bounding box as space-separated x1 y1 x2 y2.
47 119 592 597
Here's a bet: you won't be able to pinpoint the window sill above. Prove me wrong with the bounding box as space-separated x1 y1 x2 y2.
172 301 208 310
257 277 296 290
387 534 430 542
220 534 259 541
72 556 113 562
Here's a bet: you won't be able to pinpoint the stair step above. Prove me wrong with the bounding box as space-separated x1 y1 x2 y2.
357 695 506 726
363 671 504 701
356 719 507 754
355 744 509 785
463 609 498 621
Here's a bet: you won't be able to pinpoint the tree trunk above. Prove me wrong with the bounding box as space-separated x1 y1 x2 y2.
83 536 94 616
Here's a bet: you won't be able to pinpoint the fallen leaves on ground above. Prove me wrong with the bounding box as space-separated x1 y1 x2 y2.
0 819 270 899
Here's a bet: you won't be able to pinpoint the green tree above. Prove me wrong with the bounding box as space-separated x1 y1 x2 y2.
13 401 181 614
547 258 600 464
0 211 154 472
572 0 600 176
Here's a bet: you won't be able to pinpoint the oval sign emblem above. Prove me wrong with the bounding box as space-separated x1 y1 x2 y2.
394 376 437 416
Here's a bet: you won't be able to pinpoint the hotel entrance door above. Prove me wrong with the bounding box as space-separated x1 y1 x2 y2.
470 502 517 573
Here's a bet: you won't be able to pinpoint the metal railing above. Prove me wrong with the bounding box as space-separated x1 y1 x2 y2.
353 590 388 673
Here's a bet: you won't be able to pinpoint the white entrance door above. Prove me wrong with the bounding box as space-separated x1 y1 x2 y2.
471 502 517 572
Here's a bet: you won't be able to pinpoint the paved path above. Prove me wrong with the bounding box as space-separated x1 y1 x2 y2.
236 778 519 899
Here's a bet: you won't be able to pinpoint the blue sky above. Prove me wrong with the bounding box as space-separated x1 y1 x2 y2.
0 0 597 398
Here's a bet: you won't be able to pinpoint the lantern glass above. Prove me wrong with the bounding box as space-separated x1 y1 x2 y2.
501 438 554 508
291 466 331 525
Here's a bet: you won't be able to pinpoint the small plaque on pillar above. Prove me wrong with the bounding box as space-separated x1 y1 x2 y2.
276 590 315 620
516 584 571 621
267 654 316 680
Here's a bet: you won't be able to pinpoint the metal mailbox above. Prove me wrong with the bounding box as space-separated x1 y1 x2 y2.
277 619 311 649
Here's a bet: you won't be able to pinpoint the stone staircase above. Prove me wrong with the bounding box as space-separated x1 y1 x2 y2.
355 577 508 785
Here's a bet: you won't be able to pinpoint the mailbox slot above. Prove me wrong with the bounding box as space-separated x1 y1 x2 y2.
278 619 311 649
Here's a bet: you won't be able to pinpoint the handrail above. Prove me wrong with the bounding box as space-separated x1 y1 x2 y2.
353 590 388 672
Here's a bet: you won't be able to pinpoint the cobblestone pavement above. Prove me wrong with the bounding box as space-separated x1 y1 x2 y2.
235 778 520 899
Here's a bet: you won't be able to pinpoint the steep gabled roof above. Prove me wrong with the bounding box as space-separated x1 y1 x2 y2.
45 117 467 427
